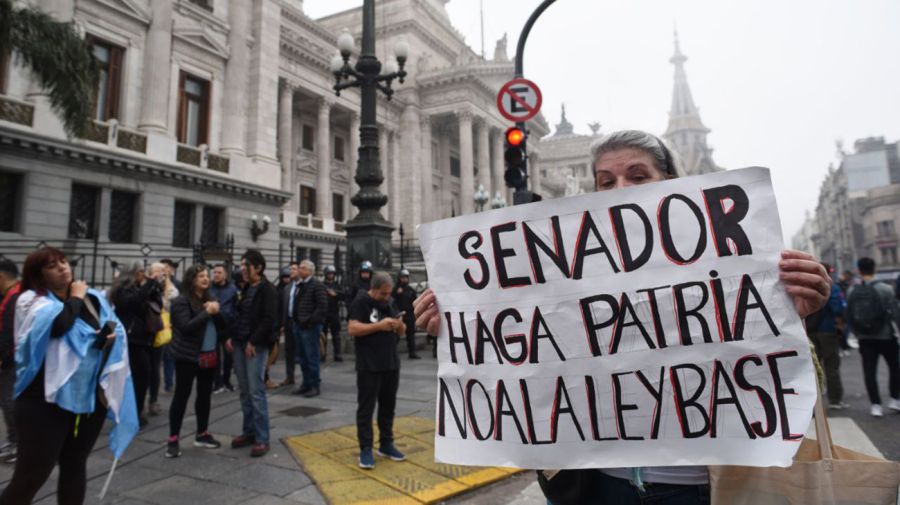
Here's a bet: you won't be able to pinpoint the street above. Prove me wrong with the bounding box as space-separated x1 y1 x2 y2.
0 343 895 505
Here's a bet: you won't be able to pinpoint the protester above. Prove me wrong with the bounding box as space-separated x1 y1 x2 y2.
392 269 420 359
348 271 407 469
166 265 225 458
290 260 327 398
278 263 300 386
227 250 277 457
847 257 900 417
265 268 292 390
0 258 21 463
413 130 832 505
210 264 238 393
347 261 373 307
161 258 183 292
110 260 164 425
147 262 179 416
0 247 137 505
805 263 847 409
322 265 345 362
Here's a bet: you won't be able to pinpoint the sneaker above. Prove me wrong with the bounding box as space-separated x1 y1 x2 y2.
250 442 269 458
359 447 375 469
871 404 884 417
224 383 235 392
303 386 320 398
165 440 181 458
194 433 222 449
231 434 256 449
148 402 162 416
292 385 311 395
265 379 278 390
888 398 900 412
0 442 14 458
213 385 227 395
828 402 849 410
2 454 15 464
377 443 406 462
333 356 344 362
279 378 295 387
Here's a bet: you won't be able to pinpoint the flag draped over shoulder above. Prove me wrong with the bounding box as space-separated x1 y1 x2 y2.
14 288 138 459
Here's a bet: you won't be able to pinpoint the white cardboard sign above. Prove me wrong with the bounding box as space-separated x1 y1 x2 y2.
418 167 817 470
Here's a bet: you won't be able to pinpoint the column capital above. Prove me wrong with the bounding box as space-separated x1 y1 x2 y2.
317 95 335 113
280 78 298 92
455 109 473 122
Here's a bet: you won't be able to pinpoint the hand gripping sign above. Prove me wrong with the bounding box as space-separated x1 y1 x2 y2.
418 167 817 470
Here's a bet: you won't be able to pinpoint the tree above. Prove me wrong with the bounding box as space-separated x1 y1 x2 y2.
0 0 98 137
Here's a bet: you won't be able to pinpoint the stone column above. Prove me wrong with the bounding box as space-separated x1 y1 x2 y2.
316 97 332 219
277 80 294 203
220 0 251 154
492 128 505 204
379 128 390 221
530 151 542 194
420 115 434 223
398 105 422 232
457 110 474 215
476 118 492 198
437 125 452 218
391 130 402 227
349 112 361 218
138 0 174 133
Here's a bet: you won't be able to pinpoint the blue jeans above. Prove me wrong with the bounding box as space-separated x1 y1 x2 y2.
232 342 270 444
294 325 322 388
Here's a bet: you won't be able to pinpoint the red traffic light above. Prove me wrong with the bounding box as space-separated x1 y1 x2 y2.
505 127 525 147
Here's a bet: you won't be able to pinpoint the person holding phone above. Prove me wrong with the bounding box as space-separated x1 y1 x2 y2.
1 247 137 505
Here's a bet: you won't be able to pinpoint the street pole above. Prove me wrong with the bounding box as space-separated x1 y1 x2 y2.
333 0 407 272
512 0 556 206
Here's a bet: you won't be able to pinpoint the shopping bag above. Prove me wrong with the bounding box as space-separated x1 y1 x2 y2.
153 309 172 347
710 397 900 505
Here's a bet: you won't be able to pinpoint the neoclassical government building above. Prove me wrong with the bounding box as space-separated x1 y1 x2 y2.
0 0 717 281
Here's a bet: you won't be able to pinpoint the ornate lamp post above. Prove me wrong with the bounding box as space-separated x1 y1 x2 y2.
474 184 489 212
329 0 408 270
491 192 507 209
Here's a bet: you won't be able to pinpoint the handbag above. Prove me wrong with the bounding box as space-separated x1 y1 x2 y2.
153 310 172 348
710 396 900 505
197 350 218 369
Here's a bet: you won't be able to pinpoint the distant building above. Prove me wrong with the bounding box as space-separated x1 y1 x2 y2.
791 211 819 259
536 105 598 199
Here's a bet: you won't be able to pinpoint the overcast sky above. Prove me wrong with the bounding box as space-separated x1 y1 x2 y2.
305 0 900 244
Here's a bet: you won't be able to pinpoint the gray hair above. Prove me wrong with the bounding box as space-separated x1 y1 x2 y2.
589 130 684 179
299 259 315 272
370 271 393 290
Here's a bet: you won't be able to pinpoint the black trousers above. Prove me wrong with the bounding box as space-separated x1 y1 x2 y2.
129 344 152 417
323 314 342 359
404 313 417 355
214 339 234 388
150 345 163 402
859 339 900 405
356 369 399 450
169 360 215 438
283 324 295 381
0 398 106 505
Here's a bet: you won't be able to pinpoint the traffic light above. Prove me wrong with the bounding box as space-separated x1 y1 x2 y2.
504 126 527 189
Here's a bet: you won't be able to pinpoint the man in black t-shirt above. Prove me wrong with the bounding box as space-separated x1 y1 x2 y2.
348 271 407 469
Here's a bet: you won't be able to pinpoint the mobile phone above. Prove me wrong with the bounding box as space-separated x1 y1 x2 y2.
99 320 117 339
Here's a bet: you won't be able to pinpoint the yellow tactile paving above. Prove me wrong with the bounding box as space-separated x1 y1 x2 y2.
284 416 524 504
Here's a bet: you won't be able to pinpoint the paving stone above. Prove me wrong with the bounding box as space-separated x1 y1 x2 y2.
211 463 310 496
124 475 257 505
283 484 327 505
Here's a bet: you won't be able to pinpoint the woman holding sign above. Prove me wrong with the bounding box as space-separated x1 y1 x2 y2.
413 130 831 505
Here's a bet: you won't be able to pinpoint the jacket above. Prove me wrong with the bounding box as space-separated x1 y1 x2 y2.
169 294 227 362
848 281 900 340
0 283 22 369
323 279 344 315
112 279 163 347
235 277 278 346
210 281 238 337
292 277 327 329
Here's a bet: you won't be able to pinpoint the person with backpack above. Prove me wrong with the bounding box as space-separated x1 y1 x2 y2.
847 257 900 417
806 263 847 409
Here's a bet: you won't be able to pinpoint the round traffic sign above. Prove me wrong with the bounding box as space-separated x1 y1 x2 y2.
496 78 543 123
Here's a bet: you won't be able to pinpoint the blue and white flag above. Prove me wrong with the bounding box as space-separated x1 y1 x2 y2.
15 288 139 459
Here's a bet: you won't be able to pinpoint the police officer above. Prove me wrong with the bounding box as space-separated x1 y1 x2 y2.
347 261 373 307
322 266 345 362
392 269 419 359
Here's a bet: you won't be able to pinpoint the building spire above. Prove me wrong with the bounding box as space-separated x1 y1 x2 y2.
663 31 720 175
553 103 574 137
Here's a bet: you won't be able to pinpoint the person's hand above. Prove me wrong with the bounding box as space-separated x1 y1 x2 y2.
204 301 220 315
779 249 831 318
413 288 441 335
70 281 88 299
245 342 257 358
326 289 337 297
396 287 404 295
225 338 234 353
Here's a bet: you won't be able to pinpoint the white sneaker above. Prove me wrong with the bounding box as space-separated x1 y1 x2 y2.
828 402 849 410
871 404 884 417
888 398 900 412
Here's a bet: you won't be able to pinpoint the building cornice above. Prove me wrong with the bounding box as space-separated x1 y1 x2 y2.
279 227 346 244
0 128 291 205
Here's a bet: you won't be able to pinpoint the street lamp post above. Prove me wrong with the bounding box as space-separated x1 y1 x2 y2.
474 184 489 212
330 0 408 271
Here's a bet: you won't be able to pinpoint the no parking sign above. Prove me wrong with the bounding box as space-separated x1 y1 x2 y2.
496 78 542 123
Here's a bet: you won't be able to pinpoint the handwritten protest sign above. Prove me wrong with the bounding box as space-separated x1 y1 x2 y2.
418 167 817 470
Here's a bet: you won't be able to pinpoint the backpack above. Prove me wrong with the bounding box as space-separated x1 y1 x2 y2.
847 282 889 336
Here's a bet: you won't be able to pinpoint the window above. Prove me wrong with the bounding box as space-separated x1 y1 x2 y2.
302 125 315 151
108 190 137 243
68 184 100 239
309 249 322 272
200 206 222 244
0 172 21 232
881 247 898 265
172 201 195 248
333 193 345 222
177 72 210 147
450 156 460 177
187 0 212 11
877 220 896 237
334 135 345 161
90 38 124 121
300 185 316 216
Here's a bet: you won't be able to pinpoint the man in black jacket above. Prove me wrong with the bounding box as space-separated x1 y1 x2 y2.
322 265 345 362
226 250 277 458
290 260 327 397
392 269 419 359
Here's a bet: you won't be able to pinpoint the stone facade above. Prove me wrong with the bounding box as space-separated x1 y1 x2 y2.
861 185 900 274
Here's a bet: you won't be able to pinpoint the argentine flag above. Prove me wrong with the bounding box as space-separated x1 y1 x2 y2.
14 288 139 459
